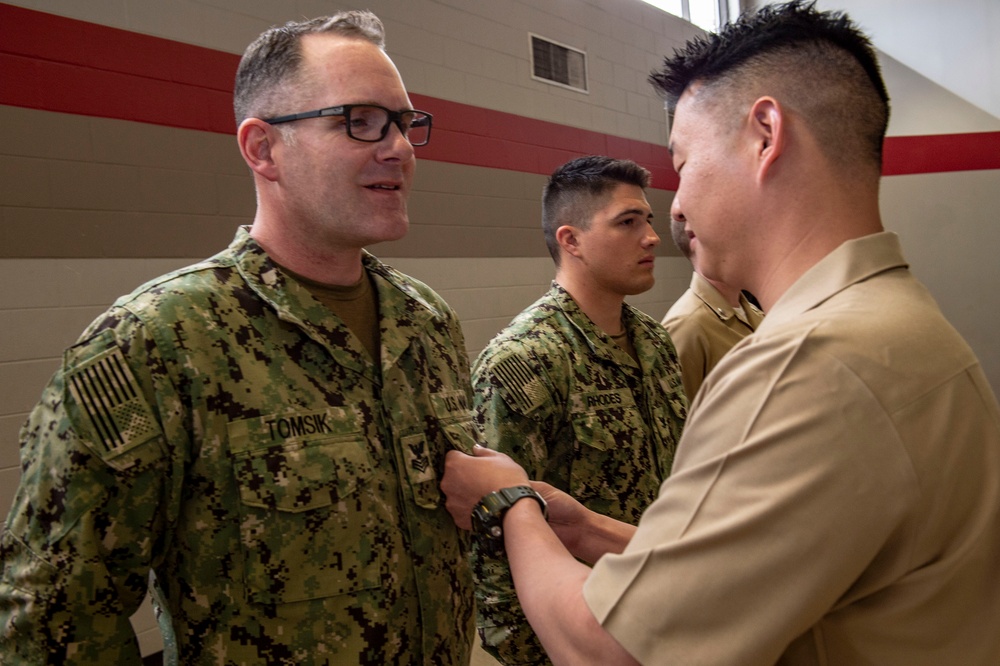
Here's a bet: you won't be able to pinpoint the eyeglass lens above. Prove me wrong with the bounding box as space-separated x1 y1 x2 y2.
348 106 431 146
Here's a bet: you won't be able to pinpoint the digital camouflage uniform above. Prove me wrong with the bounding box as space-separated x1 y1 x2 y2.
471 282 687 665
0 228 476 665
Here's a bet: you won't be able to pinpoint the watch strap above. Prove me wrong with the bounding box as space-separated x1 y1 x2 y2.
496 485 548 519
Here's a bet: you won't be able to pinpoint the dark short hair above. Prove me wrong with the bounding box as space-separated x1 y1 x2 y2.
650 0 889 172
542 155 651 264
234 11 386 126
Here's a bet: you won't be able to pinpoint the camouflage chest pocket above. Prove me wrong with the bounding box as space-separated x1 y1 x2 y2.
228 408 381 605
569 389 651 506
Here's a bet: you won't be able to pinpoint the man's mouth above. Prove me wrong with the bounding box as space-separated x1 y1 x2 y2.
366 183 400 191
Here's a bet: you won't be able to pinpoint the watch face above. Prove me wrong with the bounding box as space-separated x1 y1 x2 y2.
473 501 505 557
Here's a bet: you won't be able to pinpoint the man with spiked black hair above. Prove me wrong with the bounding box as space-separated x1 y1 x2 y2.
442 2 1000 664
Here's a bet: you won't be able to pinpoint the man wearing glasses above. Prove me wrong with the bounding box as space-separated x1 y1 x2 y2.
0 11 475 665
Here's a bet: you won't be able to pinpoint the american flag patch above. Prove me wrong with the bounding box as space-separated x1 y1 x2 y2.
491 355 549 415
67 348 159 455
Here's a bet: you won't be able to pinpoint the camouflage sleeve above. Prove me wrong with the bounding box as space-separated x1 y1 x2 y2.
472 348 561 477
471 348 561 666
0 312 175 664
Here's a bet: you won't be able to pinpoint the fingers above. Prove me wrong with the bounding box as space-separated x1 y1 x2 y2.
530 480 565 504
530 480 555 493
441 447 530 532
445 497 473 531
442 450 477 530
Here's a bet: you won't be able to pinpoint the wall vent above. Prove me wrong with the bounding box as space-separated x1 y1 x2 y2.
530 34 588 93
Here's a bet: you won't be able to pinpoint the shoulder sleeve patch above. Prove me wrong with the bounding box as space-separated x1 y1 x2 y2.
489 354 551 416
65 344 162 461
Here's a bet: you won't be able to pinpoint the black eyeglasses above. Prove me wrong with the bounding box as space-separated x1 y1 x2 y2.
262 104 433 146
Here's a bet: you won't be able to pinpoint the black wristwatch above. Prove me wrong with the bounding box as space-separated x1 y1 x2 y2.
472 485 548 557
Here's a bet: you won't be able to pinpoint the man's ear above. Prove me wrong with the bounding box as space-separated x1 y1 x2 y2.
237 118 280 182
748 96 784 183
555 225 583 259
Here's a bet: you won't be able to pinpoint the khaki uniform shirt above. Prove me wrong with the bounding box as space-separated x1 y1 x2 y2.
585 232 1000 664
0 228 476 665
662 272 764 398
473 282 686 665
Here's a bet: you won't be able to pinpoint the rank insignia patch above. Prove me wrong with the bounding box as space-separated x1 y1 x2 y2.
401 433 435 485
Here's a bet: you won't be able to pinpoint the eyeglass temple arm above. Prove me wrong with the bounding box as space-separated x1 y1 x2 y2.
264 107 343 125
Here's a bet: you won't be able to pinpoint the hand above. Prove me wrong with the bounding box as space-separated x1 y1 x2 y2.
530 480 635 564
441 445 530 530
529 481 588 556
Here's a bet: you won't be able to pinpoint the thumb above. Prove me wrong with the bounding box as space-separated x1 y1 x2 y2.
472 444 496 458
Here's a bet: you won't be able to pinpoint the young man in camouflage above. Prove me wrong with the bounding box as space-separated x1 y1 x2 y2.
0 12 476 665
471 155 687 664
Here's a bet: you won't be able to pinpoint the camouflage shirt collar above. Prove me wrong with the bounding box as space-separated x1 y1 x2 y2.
228 227 441 375
361 252 447 368
548 282 643 368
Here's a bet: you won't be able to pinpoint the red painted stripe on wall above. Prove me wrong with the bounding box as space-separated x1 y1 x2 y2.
883 132 1000 176
0 3 679 186
0 3 238 132
2 2 997 186
408 93 678 189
